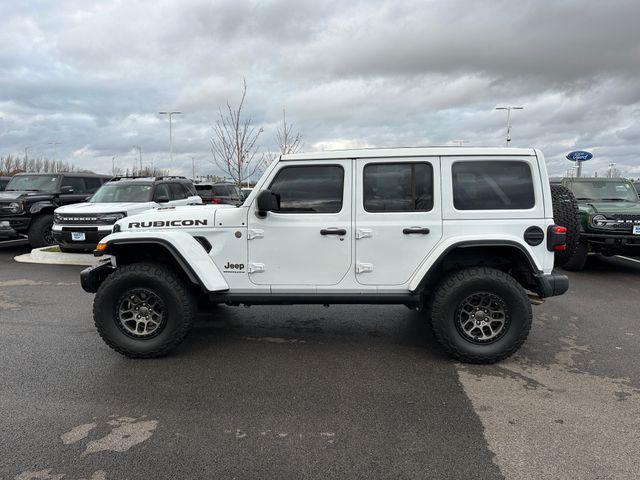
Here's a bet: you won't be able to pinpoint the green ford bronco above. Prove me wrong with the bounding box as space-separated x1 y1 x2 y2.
555 177 640 270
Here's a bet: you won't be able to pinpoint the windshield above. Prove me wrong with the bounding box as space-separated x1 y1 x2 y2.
6 175 59 192
569 181 639 202
89 183 153 203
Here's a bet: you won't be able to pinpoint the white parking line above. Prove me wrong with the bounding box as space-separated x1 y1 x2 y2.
616 255 640 265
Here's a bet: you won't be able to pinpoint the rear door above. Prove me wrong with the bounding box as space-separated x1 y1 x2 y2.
355 157 442 286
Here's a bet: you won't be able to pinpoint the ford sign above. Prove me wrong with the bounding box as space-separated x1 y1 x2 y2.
566 151 593 162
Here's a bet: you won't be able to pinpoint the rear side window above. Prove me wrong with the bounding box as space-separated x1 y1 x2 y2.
269 165 344 213
363 163 433 212
452 161 535 210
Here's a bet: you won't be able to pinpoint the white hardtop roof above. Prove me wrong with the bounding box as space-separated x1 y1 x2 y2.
281 146 536 161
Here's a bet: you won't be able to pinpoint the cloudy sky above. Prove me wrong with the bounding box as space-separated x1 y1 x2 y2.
1 0 639 178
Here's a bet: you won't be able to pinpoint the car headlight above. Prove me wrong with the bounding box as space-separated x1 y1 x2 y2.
591 214 615 228
100 213 126 224
54 213 62 223
8 202 23 214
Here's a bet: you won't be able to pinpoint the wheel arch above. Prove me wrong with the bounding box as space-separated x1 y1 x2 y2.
29 201 57 215
413 241 542 295
96 232 229 294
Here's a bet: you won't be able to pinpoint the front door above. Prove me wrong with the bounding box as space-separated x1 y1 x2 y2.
248 161 352 286
355 157 442 286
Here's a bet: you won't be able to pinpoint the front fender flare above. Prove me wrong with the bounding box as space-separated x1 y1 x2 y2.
30 201 57 215
97 231 229 293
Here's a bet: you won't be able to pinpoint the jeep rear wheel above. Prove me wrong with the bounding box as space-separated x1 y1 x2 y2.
93 262 196 358
430 267 532 364
27 214 56 248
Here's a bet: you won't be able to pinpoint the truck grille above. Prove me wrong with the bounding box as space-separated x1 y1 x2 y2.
609 214 640 232
0 203 18 214
56 215 104 225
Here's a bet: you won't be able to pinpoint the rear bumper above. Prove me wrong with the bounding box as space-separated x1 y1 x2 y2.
80 261 115 293
534 270 569 298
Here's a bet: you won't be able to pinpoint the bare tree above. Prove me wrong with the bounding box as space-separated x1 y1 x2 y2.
276 107 302 155
209 79 264 187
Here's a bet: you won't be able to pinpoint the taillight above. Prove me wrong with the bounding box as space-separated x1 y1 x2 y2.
547 225 567 251
212 198 221 204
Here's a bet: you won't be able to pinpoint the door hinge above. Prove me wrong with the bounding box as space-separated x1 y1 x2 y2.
355 228 373 239
248 263 265 273
356 262 374 274
248 229 264 240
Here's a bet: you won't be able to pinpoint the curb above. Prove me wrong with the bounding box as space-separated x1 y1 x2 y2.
14 246 101 266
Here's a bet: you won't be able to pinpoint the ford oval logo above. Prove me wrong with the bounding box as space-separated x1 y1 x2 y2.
566 150 593 162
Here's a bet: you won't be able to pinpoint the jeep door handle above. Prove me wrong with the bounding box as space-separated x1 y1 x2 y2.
320 228 347 236
403 227 430 235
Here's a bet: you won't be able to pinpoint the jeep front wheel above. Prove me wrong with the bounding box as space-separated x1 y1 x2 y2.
27 214 56 248
430 267 532 364
93 263 196 358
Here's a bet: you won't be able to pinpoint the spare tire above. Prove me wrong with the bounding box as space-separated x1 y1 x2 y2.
550 184 580 267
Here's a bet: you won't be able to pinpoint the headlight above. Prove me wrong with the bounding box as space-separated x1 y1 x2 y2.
591 214 614 227
54 213 62 223
100 213 126 224
8 202 23 214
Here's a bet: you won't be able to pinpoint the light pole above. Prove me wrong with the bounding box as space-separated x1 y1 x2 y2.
24 146 31 162
112 155 117 175
495 106 524 147
608 162 616 178
158 111 183 161
132 145 142 171
48 141 61 161
191 157 196 180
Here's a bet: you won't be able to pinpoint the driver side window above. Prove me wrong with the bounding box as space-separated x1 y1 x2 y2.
154 184 171 202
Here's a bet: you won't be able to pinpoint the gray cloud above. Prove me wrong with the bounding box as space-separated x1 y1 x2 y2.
0 0 639 179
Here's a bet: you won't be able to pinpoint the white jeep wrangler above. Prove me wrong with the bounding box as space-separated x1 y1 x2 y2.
81 147 569 363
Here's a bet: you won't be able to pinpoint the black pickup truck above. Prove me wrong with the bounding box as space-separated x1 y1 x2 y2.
0 172 111 247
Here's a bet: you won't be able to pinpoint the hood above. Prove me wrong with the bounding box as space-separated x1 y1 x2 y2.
55 202 157 215
580 201 640 215
0 190 45 201
114 204 232 232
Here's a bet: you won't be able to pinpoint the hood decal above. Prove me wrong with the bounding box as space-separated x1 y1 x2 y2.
128 219 208 228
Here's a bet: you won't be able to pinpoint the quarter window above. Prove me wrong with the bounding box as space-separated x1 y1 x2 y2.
452 161 535 210
268 165 344 213
363 163 433 212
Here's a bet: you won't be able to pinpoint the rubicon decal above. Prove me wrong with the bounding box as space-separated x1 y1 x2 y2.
128 219 208 228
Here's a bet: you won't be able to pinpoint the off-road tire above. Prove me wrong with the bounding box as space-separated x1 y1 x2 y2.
93 262 196 358
27 214 55 248
550 184 580 267
430 267 532 364
561 239 589 271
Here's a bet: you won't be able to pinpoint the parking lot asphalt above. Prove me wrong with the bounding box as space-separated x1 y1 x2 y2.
1 241 639 480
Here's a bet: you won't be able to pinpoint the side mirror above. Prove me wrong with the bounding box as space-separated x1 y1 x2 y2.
256 190 279 217
155 195 170 203
60 186 74 194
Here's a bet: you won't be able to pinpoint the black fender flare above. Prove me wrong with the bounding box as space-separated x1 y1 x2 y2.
415 240 542 292
29 201 57 215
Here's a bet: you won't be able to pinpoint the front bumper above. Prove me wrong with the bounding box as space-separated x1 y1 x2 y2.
0 217 30 238
53 228 111 250
80 261 115 293
534 270 569 298
581 232 640 254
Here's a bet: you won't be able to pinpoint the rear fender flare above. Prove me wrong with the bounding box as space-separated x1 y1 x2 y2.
409 237 542 292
